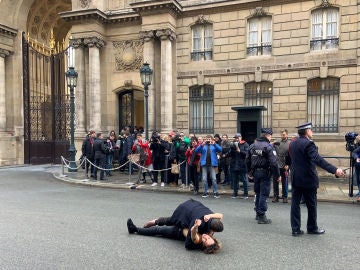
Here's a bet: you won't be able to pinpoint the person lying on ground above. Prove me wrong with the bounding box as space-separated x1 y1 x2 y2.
127 218 222 254
142 199 223 236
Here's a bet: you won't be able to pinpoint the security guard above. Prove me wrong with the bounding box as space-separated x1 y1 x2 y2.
246 128 280 224
288 122 345 236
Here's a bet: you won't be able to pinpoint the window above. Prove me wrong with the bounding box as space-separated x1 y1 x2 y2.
191 24 213 61
310 8 339 51
189 85 214 133
244 82 273 128
247 17 272 56
307 77 339 133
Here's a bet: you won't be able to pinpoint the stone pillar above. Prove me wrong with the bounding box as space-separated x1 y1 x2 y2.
0 49 10 132
140 31 155 133
156 29 176 133
71 39 86 136
84 37 105 131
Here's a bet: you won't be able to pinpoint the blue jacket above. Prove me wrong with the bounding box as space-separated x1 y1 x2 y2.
195 143 222 167
288 136 337 189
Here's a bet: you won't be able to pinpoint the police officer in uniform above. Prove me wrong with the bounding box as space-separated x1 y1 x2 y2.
288 122 345 236
246 128 280 224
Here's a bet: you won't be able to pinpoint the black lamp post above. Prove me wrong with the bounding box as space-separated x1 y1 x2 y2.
140 62 153 140
65 66 78 172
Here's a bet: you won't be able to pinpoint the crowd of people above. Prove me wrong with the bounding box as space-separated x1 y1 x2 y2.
81 123 349 248
81 126 254 198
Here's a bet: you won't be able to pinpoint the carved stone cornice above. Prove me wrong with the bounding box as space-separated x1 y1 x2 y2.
139 31 155 42
0 24 17 37
156 29 176 41
0 48 10 58
59 8 140 24
130 0 182 17
69 38 84 49
83 37 105 48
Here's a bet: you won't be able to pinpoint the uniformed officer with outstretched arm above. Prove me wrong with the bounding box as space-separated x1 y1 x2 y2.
246 128 280 224
288 122 345 236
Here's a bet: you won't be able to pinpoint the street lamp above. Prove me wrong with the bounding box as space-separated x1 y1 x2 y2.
65 66 78 172
140 62 153 140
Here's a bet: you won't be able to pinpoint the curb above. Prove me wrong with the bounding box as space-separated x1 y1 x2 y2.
51 172 359 205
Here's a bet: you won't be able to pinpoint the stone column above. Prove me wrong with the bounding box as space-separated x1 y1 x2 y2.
156 29 176 133
84 37 105 131
70 38 86 136
140 30 155 133
0 49 10 131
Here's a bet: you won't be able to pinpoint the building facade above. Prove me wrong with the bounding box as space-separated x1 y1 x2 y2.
0 0 358 166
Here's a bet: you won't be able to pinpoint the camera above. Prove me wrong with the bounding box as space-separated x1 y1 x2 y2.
151 134 160 143
345 132 358 152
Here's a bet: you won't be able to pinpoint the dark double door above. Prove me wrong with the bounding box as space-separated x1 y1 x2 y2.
22 34 70 164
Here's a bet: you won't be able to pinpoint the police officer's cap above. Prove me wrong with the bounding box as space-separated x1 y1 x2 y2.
261 128 273 135
296 122 312 131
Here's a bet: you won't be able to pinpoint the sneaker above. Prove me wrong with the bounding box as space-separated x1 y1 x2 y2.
231 194 238 199
151 182 158 187
189 184 194 191
214 193 220 199
202 193 209 198
161 182 165 187
179 184 185 189
241 194 249 199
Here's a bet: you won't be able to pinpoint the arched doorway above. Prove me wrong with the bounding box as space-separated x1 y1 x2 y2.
118 89 144 133
23 0 72 164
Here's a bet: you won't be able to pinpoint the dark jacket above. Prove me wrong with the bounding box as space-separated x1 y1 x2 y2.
228 140 249 172
245 136 280 178
169 199 213 232
93 138 109 160
150 139 168 163
288 136 337 189
81 135 94 158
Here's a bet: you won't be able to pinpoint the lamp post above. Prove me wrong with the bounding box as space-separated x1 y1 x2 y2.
140 62 153 140
65 66 78 172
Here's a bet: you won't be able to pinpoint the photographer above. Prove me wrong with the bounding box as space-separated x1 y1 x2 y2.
149 131 168 187
195 135 222 198
227 133 249 199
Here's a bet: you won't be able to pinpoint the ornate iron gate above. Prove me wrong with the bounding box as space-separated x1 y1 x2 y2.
118 90 134 132
22 33 70 164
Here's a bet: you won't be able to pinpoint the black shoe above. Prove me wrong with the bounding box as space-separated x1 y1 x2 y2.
307 228 325 235
292 230 304 236
257 215 272 224
127 218 138 234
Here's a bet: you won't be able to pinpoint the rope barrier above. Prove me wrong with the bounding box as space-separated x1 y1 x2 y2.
60 155 187 173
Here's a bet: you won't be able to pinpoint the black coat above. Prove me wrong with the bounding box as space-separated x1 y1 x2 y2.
81 136 94 158
169 199 213 233
93 138 108 160
288 136 337 189
228 141 249 172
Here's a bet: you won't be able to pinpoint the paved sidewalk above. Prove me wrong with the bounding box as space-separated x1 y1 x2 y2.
50 164 360 204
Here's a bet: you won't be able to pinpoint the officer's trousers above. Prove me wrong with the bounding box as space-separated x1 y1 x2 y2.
253 170 271 215
291 187 318 232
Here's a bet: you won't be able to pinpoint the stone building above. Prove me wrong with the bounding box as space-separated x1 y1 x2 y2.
0 0 358 166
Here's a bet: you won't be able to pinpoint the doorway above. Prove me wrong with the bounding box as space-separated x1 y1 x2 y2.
240 121 257 145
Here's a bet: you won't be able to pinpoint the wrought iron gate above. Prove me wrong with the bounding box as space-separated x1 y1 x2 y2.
22 33 70 164
118 90 134 132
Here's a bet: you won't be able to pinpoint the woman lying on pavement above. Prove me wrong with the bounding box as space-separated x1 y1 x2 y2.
143 199 224 236
127 218 222 254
